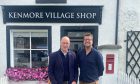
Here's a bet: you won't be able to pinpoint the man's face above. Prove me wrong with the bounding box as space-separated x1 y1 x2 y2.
84 36 93 47
60 37 70 52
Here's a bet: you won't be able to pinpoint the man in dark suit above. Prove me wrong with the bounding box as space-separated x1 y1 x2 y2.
48 36 78 84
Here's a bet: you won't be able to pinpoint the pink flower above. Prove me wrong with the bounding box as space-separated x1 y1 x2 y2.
5 67 48 81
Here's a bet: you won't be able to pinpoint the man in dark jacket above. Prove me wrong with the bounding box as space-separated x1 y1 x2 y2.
48 36 78 84
78 33 104 84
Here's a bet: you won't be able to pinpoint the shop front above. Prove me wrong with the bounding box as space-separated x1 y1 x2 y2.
2 5 102 68
0 5 104 82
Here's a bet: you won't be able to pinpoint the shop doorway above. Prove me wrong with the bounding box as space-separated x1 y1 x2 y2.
61 26 98 53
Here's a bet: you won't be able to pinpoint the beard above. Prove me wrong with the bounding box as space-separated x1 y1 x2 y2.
85 45 91 48
85 44 92 49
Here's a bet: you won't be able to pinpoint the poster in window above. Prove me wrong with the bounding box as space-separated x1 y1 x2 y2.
15 37 25 48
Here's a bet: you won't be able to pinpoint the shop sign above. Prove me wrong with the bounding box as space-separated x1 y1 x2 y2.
2 6 103 24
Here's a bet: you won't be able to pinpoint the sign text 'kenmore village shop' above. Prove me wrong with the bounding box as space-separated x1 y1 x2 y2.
8 12 97 19
2 6 103 24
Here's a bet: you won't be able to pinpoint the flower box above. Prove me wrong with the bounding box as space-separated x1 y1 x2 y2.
5 67 48 81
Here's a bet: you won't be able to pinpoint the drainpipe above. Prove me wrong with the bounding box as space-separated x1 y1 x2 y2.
115 0 120 45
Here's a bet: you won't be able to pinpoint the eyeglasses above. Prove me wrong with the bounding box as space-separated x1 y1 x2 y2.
84 39 92 41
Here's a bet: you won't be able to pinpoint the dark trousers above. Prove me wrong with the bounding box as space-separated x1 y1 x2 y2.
80 80 99 84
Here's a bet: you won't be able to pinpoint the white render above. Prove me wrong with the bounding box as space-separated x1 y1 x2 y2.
0 6 7 78
0 0 140 83
118 0 140 73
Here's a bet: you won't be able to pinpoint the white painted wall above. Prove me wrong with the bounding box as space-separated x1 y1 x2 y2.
118 0 140 72
99 48 120 84
0 6 7 77
99 0 117 45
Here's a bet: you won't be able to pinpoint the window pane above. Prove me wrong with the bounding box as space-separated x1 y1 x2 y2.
68 32 90 38
14 50 30 68
31 32 48 37
31 32 48 49
13 32 30 49
32 50 48 68
13 32 30 37
12 31 49 68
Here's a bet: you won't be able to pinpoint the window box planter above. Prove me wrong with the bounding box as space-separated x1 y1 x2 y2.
5 67 48 81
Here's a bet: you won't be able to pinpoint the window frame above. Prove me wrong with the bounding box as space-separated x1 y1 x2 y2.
36 0 66 4
6 26 52 68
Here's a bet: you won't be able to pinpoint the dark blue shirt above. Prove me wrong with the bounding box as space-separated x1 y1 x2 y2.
60 50 70 81
78 48 104 83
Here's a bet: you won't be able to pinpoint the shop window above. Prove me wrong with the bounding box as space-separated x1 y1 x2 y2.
6 26 51 68
36 0 66 3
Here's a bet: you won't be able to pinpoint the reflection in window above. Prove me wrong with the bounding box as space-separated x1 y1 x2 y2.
68 32 89 38
14 32 30 49
31 32 48 49
13 31 48 68
32 50 48 68
14 50 30 68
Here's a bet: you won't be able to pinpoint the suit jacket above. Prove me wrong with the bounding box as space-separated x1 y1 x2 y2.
48 49 78 84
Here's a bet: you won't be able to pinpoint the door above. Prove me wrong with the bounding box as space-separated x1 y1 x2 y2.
61 26 98 53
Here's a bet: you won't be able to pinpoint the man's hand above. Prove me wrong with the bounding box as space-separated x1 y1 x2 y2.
72 81 76 84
